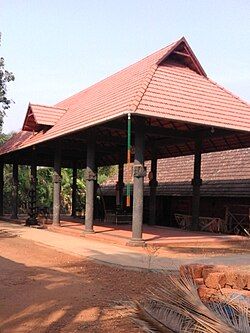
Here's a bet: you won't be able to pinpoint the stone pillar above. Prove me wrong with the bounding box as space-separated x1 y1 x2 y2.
149 158 158 225
11 162 18 219
53 148 61 226
116 163 124 209
191 137 202 231
0 161 4 216
26 160 38 225
71 165 77 217
130 118 146 245
84 134 96 233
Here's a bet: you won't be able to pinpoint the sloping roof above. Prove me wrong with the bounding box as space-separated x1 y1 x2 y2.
136 61 250 131
103 148 250 197
0 131 34 155
0 36 250 156
22 104 67 131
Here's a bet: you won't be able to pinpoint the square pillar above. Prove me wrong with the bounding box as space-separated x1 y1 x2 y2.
11 162 18 219
53 148 61 226
0 161 4 216
71 164 77 217
84 133 96 233
129 118 146 246
149 158 158 225
191 137 202 231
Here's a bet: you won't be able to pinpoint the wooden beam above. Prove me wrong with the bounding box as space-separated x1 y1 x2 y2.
149 157 158 225
11 162 19 219
71 163 77 217
191 137 202 231
173 51 191 58
0 161 4 216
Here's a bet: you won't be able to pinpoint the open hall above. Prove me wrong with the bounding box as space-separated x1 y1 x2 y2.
0 37 249 245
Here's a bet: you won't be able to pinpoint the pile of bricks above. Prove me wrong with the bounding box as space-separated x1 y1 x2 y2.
180 264 250 301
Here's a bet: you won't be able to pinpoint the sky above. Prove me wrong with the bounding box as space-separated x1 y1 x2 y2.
1 0 250 133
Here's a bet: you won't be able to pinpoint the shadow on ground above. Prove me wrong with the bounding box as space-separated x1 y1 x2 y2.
0 239 167 333
0 229 18 238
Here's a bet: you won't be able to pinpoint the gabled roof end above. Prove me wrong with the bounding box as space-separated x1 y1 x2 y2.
157 36 207 77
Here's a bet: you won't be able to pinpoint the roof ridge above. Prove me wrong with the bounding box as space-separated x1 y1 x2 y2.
206 77 250 107
55 40 180 109
30 103 67 111
129 38 183 112
129 64 158 112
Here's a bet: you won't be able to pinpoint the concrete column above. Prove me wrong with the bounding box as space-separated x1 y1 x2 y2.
130 118 146 245
0 161 4 216
191 137 202 231
11 162 18 219
71 165 77 217
149 158 158 225
116 163 124 209
53 148 61 226
84 134 96 233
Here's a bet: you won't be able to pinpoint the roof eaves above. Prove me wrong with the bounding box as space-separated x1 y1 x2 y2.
7 110 131 154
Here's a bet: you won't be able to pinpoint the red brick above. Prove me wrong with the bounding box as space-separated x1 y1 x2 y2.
198 285 217 300
246 274 250 291
232 273 247 290
225 284 233 289
194 278 204 286
180 264 204 279
202 265 216 280
205 272 226 289
225 271 237 287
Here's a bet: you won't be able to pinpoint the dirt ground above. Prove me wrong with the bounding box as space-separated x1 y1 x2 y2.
0 233 170 333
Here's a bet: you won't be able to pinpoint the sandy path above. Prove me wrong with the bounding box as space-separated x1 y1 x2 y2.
0 233 169 333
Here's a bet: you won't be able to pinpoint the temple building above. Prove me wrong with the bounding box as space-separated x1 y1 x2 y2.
0 37 249 244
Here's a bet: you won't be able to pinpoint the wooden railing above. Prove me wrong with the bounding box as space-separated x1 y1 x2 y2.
175 214 226 233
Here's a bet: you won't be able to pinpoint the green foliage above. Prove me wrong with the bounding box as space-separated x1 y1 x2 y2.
98 165 116 184
1 142 115 214
0 33 15 132
0 132 12 144
36 167 53 208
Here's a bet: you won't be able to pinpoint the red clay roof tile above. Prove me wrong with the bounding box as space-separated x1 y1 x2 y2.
22 104 67 131
0 37 249 156
103 148 250 196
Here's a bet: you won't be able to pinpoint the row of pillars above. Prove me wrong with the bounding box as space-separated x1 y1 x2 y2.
0 122 202 244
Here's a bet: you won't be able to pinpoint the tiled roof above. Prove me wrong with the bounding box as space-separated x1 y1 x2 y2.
137 61 250 131
0 131 34 155
0 36 249 156
22 104 67 131
103 148 250 197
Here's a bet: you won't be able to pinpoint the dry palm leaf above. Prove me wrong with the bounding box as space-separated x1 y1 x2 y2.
132 272 250 333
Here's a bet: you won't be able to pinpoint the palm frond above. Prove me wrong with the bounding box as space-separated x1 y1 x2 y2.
132 272 250 333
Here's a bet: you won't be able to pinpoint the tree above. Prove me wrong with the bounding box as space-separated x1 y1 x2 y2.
0 33 15 131
0 132 116 214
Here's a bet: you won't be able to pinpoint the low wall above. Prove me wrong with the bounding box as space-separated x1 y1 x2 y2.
180 264 250 301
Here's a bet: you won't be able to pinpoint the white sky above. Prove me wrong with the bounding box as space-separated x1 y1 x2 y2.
1 0 250 133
